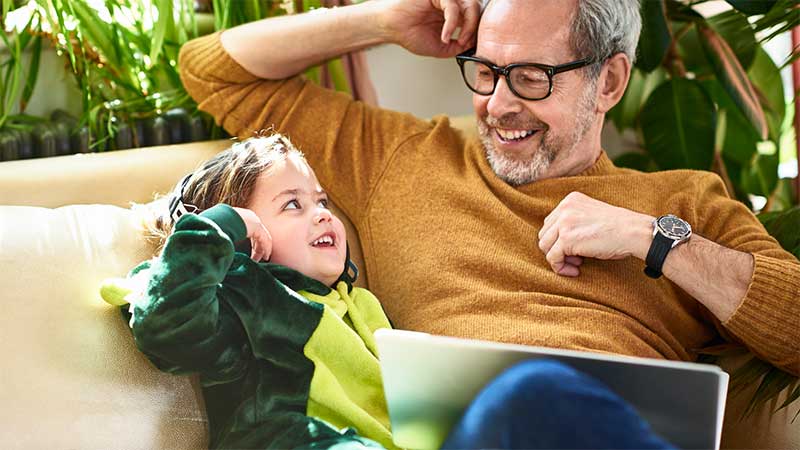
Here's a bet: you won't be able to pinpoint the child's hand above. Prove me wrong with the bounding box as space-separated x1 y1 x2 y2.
232 207 273 262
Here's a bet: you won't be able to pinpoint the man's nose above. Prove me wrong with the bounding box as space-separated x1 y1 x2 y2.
486 76 524 118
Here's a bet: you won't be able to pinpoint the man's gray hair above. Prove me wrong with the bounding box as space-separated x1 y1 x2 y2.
481 0 642 77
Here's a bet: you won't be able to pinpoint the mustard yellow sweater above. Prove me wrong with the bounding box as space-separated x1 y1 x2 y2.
179 32 800 375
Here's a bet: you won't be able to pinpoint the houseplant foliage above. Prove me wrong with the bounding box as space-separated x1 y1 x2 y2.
608 0 799 419
0 0 354 155
0 0 45 159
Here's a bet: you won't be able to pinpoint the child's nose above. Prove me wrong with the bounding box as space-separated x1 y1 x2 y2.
315 208 333 224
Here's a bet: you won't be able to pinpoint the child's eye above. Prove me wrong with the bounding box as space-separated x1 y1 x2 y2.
318 198 329 209
283 199 301 210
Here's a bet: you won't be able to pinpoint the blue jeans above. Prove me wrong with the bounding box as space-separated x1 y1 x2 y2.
441 359 677 450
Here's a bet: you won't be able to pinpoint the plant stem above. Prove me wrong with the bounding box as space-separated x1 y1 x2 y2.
713 150 736 199
664 20 689 78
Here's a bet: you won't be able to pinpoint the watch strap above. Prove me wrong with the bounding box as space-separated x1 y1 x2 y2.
644 232 673 279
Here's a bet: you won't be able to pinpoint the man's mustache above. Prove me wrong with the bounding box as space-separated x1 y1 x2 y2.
483 114 549 132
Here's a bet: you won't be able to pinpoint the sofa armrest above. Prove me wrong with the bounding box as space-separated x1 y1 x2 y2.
0 204 208 449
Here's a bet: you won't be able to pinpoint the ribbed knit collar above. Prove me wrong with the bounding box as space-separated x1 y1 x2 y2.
574 150 616 177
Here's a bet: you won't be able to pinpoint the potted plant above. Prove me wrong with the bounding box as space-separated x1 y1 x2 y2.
608 0 799 420
1 0 358 157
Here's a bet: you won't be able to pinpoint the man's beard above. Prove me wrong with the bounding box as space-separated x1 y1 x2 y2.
478 80 598 186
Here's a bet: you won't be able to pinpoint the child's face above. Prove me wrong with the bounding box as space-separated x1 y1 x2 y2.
247 156 348 287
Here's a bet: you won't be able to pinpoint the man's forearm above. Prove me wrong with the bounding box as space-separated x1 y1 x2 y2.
633 231 755 323
220 1 389 80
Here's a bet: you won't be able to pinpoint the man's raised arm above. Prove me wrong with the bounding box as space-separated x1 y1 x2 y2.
219 0 480 80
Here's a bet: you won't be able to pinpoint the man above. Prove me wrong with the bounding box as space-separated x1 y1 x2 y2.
178 0 799 445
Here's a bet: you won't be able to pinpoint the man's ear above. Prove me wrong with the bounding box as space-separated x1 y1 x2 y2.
595 53 632 114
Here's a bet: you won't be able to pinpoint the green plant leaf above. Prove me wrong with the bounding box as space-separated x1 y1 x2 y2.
677 26 714 77
744 368 795 418
758 206 800 258
637 0 671 72
702 79 759 166
727 355 800 421
752 0 800 49
326 58 350 94
729 356 774 397
748 47 785 142
20 33 41 112
725 0 778 16
740 151 779 198
614 152 659 172
149 0 172 66
640 78 716 170
302 0 324 12
665 0 704 23
3 37 24 124
707 9 757 70
69 0 120 69
696 343 750 357
304 66 320 84
765 178 797 213
776 382 800 416
678 12 758 84
698 24 767 140
610 67 667 132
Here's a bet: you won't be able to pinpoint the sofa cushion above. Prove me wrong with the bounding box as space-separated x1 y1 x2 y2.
0 204 207 449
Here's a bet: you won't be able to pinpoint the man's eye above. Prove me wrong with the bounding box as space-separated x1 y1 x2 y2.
476 68 493 80
284 199 301 210
318 198 329 209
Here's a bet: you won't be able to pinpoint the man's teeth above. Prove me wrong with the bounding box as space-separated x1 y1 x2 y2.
312 236 334 246
497 129 535 141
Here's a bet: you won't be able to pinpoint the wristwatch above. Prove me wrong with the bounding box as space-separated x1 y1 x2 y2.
644 214 692 279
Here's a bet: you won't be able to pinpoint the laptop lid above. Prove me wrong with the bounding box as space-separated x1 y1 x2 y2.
376 329 729 450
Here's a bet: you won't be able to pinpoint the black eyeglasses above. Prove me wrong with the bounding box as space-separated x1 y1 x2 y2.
455 48 593 101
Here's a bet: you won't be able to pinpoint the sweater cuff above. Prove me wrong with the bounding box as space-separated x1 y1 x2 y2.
200 204 247 243
723 254 800 372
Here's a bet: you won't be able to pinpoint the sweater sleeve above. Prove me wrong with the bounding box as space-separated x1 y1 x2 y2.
130 204 251 384
177 32 432 225
689 173 800 375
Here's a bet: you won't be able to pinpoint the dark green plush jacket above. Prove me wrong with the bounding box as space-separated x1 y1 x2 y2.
110 204 395 449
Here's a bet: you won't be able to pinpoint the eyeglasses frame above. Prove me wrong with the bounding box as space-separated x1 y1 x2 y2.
455 48 594 101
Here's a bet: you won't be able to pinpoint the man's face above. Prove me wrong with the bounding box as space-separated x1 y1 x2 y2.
248 156 348 287
474 0 600 185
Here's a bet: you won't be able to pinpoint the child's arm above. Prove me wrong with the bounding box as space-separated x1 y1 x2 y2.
128 204 253 384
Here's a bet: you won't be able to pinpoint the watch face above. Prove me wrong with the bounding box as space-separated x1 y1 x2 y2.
657 215 691 240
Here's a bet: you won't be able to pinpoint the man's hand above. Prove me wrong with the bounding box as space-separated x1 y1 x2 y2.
537 192 654 276
380 0 481 58
232 207 273 262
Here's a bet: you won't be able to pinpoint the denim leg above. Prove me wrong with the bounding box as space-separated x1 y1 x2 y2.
441 359 677 450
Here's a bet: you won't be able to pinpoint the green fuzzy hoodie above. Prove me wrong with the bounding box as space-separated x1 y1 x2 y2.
104 204 396 450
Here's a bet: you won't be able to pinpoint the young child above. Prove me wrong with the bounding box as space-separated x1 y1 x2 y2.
102 133 395 450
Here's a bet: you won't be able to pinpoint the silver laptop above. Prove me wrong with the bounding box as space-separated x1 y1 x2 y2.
375 329 729 450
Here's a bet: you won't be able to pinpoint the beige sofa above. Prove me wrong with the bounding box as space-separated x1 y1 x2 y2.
0 123 797 449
